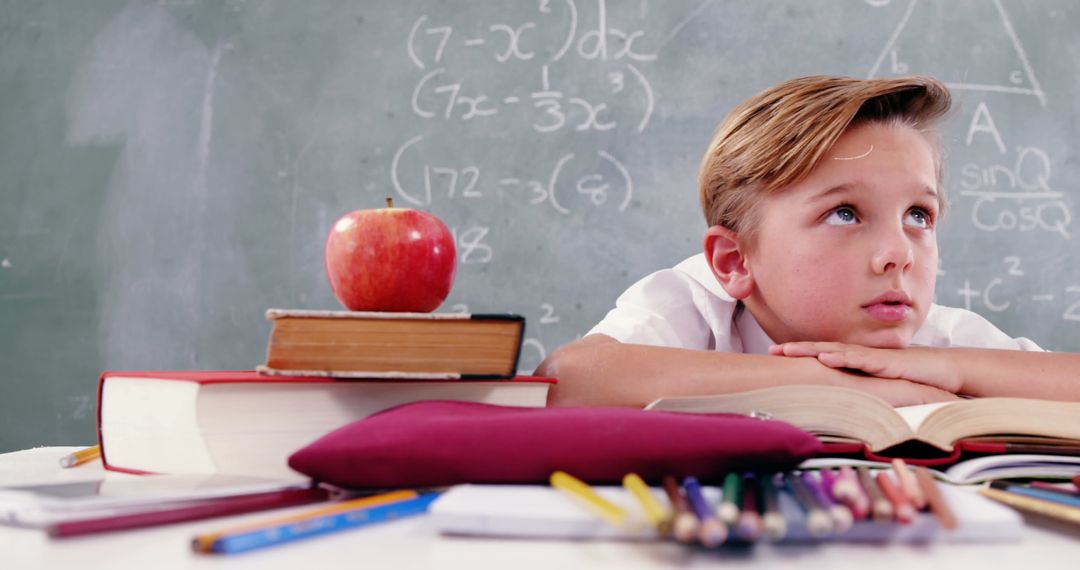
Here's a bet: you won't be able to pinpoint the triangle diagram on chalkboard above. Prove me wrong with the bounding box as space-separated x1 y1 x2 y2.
866 0 1045 107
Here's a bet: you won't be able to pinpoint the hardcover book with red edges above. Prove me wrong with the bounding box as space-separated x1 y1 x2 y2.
97 371 553 480
820 438 1080 467
646 385 1080 466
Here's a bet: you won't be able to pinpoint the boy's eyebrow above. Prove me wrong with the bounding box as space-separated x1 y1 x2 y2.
804 183 857 204
804 183 939 204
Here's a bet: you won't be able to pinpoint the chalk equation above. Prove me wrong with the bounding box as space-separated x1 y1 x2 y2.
407 0 656 133
950 257 1080 323
391 135 633 215
407 1 657 68
958 102 1072 239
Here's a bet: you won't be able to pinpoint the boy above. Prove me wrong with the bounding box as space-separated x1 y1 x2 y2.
536 75 1080 408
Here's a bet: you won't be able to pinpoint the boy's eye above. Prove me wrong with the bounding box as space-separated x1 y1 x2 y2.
905 207 933 229
824 206 858 226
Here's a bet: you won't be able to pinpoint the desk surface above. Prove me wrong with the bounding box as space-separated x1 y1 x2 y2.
3 447 1079 570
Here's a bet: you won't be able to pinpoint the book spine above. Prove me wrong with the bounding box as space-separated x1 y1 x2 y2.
467 314 526 377
95 372 108 471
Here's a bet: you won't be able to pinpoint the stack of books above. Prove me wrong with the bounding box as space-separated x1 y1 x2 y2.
97 309 553 479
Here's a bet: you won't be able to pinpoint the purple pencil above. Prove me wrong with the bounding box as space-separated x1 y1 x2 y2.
801 471 853 533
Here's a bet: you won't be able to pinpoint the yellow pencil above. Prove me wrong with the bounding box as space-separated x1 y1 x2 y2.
550 470 628 529
191 490 417 553
58 445 101 468
979 487 1080 525
622 473 671 534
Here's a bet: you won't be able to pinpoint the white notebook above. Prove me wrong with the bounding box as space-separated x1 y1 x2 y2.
429 483 1023 543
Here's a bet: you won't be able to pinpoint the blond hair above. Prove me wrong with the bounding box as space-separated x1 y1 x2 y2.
698 75 951 246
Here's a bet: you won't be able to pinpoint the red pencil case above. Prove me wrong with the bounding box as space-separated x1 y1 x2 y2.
287 400 822 489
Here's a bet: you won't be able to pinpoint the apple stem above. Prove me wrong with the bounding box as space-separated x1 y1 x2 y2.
386 197 393 208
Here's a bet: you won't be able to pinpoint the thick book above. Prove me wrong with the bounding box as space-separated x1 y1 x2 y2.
258 309 525 379
97 371 553 480
645 385 1080 462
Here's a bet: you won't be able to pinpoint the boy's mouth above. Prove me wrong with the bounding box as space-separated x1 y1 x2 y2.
862 291 912 322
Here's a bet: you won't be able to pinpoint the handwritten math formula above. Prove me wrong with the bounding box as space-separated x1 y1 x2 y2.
394 1 652 275
950 257 1080 324
407 1 656 134
958 102 1070 240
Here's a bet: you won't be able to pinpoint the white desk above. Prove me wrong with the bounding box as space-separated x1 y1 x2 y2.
3 447 1079 570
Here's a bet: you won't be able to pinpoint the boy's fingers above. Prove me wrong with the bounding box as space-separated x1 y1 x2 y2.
859 379 961 406
770 342 837 356
819 350 894 377
816 351 851 369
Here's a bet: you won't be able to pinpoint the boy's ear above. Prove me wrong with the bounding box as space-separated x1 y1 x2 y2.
703 225 754 300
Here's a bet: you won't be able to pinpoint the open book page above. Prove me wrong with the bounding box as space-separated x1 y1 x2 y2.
645 385 913 451
895 402 953 433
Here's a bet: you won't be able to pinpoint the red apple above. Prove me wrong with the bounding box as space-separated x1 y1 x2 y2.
325 198 456 312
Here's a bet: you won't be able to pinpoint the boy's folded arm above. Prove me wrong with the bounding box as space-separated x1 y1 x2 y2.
769 342 1080 401
536 334 960 408
941 348 1080 400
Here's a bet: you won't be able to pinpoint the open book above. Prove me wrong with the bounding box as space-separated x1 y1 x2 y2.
645 385 1080 454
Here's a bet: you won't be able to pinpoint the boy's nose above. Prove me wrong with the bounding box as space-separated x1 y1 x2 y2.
871 226 915 274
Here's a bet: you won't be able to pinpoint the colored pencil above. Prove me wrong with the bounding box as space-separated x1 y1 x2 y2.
623 473 670 534
733 473 763 542
802 471 852 533
58 445 101 468
875 471 916 524
980 487 1080 526
990 481 1080 509
891 459 927 509
1029 481 1080 496
914 467 957 530
833 466 869 520
819 468 839 499
550 471 629 529
759 474 787 542
857 467 893 522
718 472 742 525
51 487 329 538
194 491 435 554
785 472 832 537
662 475 699 544
683 476 728 547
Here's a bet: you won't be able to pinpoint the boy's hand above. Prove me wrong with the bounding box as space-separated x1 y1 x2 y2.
770 342 964 395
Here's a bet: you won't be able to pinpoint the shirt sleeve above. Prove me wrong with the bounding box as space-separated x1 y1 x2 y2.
586 267 733 350
914 305 1045 351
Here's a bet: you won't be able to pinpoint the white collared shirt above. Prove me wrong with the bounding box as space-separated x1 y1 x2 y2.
588 254 1043 353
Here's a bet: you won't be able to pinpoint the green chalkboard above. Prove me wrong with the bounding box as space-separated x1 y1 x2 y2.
2 0 1079 452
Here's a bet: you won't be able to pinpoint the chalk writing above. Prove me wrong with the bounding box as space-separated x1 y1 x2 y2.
393 136 634 215
869 0 1046 106
451 226 494 264
406 1 656 133
952 257 1080 324
959 114 1070 239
